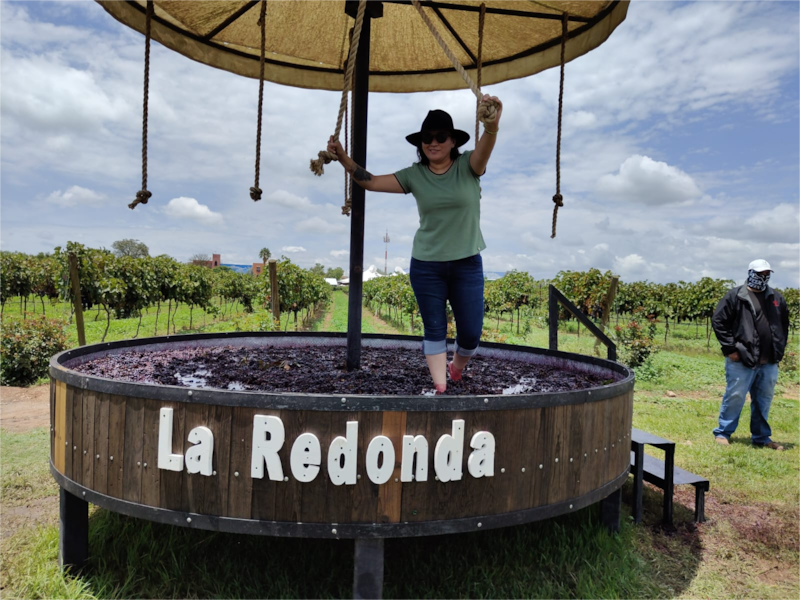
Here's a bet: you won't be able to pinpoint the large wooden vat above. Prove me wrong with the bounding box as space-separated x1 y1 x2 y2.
50 332 634 538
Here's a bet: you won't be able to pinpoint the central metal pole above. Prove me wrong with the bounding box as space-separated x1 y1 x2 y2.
345 4 375 371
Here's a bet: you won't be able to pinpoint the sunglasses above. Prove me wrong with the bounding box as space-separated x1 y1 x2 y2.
421 131 451 144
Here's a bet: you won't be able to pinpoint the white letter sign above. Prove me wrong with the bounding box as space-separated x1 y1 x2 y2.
467 431 495 478
290 433 321 482
366 435 395 484
158 408 184 472
251 415 285 481
434 419 465 483
400 435 428 482
185 426 214 476
328 421 358 486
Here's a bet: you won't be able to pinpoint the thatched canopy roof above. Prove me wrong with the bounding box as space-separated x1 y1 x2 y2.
99 0 628 92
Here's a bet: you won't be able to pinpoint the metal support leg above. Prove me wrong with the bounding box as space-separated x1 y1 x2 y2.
663 447 674 526
59 488 88 572
694 485 706 523
353 538 384 600
632 445 644 523
600 487 622 534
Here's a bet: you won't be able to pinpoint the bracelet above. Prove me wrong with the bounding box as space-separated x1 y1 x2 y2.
484 128 498 135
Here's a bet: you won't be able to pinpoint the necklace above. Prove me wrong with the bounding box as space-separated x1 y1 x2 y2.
428 160 453 175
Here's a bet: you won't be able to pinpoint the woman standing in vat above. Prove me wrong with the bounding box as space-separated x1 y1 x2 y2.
327 96 502 394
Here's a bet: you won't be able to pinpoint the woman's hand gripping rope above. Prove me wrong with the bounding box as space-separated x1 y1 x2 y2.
478 94 503 131
478 94 502 130
326 136 345 162
310 138 341 176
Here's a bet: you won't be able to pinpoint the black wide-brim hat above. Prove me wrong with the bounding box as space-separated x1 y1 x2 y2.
405 109 470 148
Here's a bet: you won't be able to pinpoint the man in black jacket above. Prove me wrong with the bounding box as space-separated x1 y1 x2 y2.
711 259 789 450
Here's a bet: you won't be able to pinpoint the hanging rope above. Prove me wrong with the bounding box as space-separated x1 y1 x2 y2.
309 0 367 177
411 0 498 125
475 3 486 144
551 12 568 239
129 0 154 210
250 0 267 201
342 90 353 215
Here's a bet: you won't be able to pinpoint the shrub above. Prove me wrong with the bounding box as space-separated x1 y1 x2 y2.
614 308 658 368
1 314 68 386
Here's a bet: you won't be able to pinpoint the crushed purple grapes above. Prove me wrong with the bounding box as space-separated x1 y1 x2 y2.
72 345 615 396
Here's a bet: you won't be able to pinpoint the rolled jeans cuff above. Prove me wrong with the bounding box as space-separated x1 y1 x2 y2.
422 338 447 356
454 341 479 358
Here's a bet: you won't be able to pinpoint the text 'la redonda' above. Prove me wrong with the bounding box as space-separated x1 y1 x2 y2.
157 408 496 484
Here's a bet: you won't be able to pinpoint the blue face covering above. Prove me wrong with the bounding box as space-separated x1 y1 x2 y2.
747 269 770 292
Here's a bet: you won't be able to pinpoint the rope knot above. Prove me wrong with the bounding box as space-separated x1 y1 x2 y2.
250 187 262 201
552 193 563 207
310 150 338 176
129 189 152 210
477 99 499 125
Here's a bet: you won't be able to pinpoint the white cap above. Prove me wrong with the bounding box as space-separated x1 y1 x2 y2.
748 259 773 272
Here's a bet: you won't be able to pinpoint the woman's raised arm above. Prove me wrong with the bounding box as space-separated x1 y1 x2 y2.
327 137 404 193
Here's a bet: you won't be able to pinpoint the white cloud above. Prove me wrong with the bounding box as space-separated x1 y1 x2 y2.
330 249 350 258
295 216 347 234
266 189 312 210
743 203 800 244
281 246 306 253
596 155 703 205
614 254 648 273
162 197 224 225
1 53 130 134
45 185 106 207
566 110 598 130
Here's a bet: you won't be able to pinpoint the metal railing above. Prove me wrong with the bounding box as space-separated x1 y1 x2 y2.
548 284 617 362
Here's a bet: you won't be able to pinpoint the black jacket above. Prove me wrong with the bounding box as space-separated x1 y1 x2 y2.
711 285 789 367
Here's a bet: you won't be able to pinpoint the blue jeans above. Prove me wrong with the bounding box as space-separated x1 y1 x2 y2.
409 254 484 356
713 358 779 445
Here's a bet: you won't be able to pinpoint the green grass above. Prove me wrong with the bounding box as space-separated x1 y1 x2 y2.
1 492 664 599
0 428 58 504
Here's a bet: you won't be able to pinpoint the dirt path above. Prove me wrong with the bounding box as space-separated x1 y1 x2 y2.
320 299 335 331
1 384 50 432
363 306 405 335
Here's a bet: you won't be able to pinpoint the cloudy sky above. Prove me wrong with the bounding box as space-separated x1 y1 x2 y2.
1 1 798 288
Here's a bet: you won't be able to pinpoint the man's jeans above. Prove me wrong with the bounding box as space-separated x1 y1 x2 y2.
713 358 778 445
409 254 484 356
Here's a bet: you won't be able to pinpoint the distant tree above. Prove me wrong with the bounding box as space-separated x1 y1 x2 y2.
326 266 344 280
309 263 325 277
190 253 211 265
112 238 149 258
259 248 271 263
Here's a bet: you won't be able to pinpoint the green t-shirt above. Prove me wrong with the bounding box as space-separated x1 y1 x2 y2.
393 150 486 262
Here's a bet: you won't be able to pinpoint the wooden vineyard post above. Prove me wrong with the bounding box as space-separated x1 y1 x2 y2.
68 253 86 347
548 285 559 352
594 276 619 358
268 259 280 326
